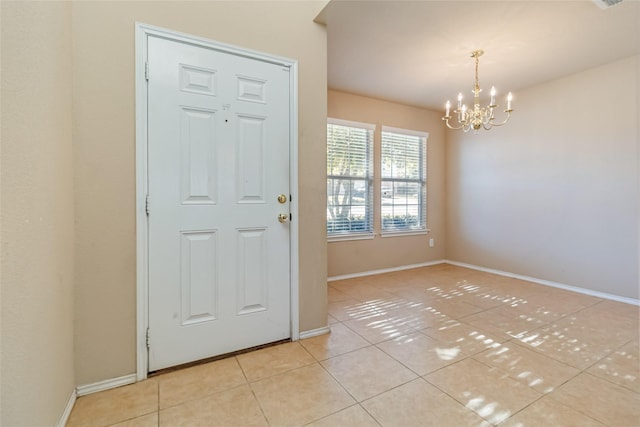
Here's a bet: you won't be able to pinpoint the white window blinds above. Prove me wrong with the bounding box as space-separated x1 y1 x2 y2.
327 119 374 236
381 127 428 232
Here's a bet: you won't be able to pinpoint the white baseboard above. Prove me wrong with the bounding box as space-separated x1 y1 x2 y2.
76 373 137 397
56 388 76 427
299 326 331 339
328 260 446 282
445 260 640 306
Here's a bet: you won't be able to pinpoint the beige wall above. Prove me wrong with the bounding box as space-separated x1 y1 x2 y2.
72 1 328 385
1 2 76 425
327 90 446 277
446 55 639 300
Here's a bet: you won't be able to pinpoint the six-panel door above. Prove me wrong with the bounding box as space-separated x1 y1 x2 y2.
147 35 291 371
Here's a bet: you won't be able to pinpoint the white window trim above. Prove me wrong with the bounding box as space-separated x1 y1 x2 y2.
380 126 429 235
328 117 376 131
326 118 375 238
381 125 428 139
328 232 375 243
380 229 430 238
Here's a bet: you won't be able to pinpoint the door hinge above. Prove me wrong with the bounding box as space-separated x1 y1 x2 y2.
145 61 149 81
146 327 150 349
145 194 150 216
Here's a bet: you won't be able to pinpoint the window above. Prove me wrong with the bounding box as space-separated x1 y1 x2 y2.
326 119 374 237
381 127 428 233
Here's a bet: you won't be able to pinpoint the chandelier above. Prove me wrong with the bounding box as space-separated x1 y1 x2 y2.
442 50 513 133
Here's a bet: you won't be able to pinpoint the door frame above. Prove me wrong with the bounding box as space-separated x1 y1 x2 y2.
134 22 299 380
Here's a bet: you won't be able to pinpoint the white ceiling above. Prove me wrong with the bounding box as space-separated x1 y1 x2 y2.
318 0 640 111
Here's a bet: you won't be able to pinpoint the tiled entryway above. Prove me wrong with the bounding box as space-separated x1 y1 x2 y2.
67 264 639 426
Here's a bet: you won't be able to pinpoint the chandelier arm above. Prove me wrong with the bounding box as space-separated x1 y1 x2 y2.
487 111 512 127
442 116 469 130
443 119 465 130
482 112 493 126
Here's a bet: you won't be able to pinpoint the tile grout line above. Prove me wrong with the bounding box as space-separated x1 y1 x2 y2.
233 355 271 426
420 373 506 426
580 338 640 394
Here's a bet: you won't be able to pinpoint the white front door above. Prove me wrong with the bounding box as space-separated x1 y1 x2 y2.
146 35 292 371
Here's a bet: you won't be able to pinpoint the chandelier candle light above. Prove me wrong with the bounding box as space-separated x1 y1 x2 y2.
442 50 513 133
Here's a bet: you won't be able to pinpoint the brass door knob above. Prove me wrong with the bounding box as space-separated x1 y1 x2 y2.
278 213 289 223
277 194 287 204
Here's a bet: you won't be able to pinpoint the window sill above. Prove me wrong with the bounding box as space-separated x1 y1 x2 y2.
380 229 430 238
328 233 375 243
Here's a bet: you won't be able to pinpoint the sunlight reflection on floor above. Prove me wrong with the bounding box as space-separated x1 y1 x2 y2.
464 393 512 424
435 346 461 360
330 266 638 424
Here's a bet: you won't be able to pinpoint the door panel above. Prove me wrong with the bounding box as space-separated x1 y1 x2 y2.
180 107 218 204
236 114 266 202
180 230 218 326
147 35 291 371
236 227 268 315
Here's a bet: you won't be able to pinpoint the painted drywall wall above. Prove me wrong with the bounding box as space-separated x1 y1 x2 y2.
1 2 76 425
446 55 639 300
327 90 446 277
72 1 328 386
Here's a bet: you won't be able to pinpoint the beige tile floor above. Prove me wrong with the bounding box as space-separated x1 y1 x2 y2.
67 264 640 426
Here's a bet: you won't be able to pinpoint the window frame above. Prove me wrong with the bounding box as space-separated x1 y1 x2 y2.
326 118 376 241
380 126 429 236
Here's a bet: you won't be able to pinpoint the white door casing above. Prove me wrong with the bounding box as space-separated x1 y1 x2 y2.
135 24 299 376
